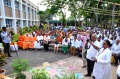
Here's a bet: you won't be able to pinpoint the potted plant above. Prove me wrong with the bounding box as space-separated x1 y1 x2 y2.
0 53 7 75
11 58 30 79
32 68 50 79
56 73 84 79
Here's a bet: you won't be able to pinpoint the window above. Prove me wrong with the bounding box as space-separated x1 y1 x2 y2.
22 5 26 12
28 7 30 13
23 20 26 26
32 10 34 14
28 21 30 26
4 0 11 7
15 1 19 10
16 20 20 27
6 19 12 28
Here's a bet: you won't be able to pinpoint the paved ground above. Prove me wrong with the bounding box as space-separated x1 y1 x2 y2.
3 49 71 75
2 49 118 79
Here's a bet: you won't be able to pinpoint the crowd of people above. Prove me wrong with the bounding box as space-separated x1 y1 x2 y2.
1 26 120 79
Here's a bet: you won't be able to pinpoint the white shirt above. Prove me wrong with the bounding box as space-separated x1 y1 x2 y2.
1 31 11 43
111 43 120 54
71 39 79 48
86 40 100 60
117 65 120 77
37 35 43 41
62 38 69 46
78 40 82 47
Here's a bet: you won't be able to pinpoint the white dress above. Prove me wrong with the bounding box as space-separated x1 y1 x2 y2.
34 35 43 49
92 48 112 79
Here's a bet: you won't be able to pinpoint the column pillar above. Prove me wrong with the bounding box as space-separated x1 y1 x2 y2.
11 0 17 33
20 0 23 28
1 0 6 28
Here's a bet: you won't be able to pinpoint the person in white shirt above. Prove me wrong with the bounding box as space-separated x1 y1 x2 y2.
117 65 120 79
43 34 50 51
70 36 79 56
76 39 82 57
61 36 69 54
111 39 120 66
34 33 43 49
85 34 100 77
92 40 112 79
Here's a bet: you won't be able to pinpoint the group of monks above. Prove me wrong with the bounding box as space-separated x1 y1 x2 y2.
18 33 37 50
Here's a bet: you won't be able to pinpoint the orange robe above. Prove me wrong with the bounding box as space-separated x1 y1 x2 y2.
29 36 36 48
17 35 25 47
22 36 30 49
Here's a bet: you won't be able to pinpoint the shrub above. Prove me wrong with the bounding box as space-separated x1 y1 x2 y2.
32 68 50 79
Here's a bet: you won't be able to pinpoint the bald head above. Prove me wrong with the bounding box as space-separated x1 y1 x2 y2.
91 34 97 42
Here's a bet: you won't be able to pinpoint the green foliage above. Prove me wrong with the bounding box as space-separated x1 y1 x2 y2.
0 53 7 70
16 73 26 79
43 24 49 29
56 73 80 79
11 58 30 74
32 68 50 79
77 27 83 30
12 34 20 42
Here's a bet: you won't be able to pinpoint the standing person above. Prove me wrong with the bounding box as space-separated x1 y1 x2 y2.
81 32 90 68
117 64 120 79
85 34 100 77
92 40 112 79
1 27 12 57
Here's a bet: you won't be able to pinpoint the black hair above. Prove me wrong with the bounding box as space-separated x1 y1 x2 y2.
104 40 112 47
2 27 6 30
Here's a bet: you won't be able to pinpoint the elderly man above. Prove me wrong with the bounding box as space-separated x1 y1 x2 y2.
85 34 100 77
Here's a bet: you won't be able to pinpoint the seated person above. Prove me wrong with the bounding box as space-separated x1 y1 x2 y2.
43 33 50 51
29 34 36 50
22 34 30 50
70 36 79 56
34 33 43 49
62 36 69 54
111 39 120 66
54 35 62 54
76 39 82 57
17 34 24 48
10 42 18 51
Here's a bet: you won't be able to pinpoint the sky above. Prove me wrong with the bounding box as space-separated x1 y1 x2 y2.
29 0 71 20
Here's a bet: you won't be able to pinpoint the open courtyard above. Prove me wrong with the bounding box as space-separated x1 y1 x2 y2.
2 49 118 79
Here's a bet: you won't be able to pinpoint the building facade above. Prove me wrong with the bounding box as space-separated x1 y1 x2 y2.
0 0 39 33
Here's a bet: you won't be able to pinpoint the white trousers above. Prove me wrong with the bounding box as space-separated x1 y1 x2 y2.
10 44 18 51
82 47 87 66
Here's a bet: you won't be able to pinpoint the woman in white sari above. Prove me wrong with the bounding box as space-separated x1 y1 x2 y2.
92 40 112 79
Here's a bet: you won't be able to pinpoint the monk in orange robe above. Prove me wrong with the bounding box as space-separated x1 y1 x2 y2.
22 34 30 50
29 34 36 49
17 34 25 48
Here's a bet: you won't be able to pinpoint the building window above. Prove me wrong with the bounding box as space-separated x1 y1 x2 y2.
32 9 34 14
16 20 20 27
23 20 26 26
4 0 11 7
15 1 19 10
28 21 30 26
28 7 30 13
6 19 12 28
22 5 26 12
